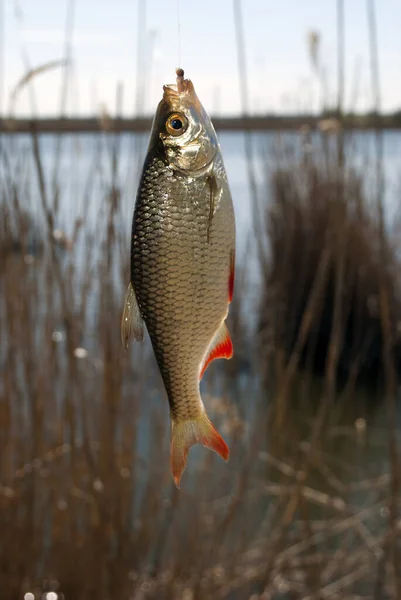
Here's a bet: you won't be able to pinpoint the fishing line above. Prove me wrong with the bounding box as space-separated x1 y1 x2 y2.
177 0 181 67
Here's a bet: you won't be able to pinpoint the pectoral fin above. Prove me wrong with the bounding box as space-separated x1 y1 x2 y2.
229 248 235 303
207 173 222 243
121 282 144 349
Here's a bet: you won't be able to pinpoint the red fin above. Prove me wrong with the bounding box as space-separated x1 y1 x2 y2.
229 249 235 303
199 322 233 380
170 413 229 488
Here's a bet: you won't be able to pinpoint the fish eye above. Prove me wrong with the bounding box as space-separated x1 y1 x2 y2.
166 113 188 136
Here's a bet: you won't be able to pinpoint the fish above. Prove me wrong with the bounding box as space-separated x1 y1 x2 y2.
121 68 235 487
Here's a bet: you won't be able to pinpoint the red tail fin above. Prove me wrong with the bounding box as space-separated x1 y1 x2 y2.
170 413 229 488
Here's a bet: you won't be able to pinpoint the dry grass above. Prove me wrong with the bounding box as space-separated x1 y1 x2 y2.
0 125 400 600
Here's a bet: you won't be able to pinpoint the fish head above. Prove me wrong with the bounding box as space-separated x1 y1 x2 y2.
150 68 218 175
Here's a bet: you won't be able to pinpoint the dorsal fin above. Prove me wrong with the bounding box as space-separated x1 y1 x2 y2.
199 321 233 380
121 282 144 349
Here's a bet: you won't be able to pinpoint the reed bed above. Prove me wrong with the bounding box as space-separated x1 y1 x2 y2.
258 134 401 387
0 122 400 600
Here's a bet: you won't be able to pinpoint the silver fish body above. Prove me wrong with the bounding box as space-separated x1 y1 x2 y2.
122 69 235 486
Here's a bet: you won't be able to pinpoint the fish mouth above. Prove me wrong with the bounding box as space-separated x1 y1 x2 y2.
163 67 195 99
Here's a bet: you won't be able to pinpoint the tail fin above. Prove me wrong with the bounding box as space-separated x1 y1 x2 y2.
170 412 229 488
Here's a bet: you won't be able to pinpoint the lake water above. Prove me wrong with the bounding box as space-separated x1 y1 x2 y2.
3 129 401 260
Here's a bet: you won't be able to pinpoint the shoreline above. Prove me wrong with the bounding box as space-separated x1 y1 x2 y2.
0 115 400 133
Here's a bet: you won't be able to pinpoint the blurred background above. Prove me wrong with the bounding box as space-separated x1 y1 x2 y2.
1 1 401 598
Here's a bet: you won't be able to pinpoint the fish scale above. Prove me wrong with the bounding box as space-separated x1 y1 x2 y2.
122 69 235 486
133 158 227 412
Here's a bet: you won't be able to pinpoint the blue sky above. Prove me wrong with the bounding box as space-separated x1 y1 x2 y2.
2 0 401 117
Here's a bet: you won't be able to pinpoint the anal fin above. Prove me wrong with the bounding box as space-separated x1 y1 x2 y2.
121 281 144 349
199 321 233 380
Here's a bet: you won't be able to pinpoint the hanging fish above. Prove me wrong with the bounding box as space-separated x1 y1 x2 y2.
122 68 235 487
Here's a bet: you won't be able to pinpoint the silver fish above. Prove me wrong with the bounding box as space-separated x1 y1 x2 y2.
122 68 235 487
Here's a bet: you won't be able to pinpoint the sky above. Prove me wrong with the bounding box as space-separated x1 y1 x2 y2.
1 0 401 117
